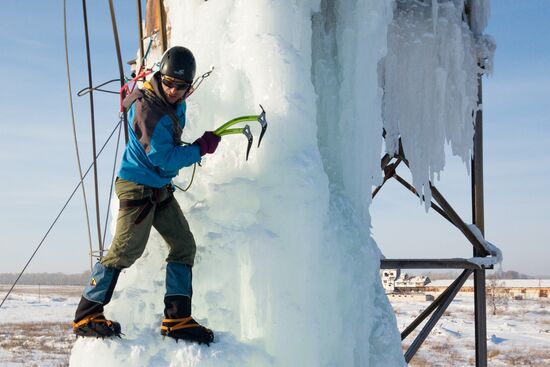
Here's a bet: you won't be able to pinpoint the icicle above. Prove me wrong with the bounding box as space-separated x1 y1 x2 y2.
382 0 480 209
432 0 439 35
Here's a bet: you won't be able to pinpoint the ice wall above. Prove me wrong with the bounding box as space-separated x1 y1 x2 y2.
311 0 405 364
70 0 491 366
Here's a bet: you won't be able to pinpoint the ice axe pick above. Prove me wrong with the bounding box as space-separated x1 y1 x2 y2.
213 105 268 161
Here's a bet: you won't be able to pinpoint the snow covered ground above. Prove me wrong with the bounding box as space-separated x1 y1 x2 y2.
391 292 550 366
0 285 80 367
1 285 549 366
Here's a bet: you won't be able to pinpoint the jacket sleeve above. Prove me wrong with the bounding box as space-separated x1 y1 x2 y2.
147 116 201 170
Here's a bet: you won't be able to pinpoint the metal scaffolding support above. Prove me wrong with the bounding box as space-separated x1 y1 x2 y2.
472 75 488 367
377 143 491 364
376 2 491 365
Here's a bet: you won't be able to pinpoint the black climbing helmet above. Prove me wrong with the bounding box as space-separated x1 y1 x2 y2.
159 46 196 83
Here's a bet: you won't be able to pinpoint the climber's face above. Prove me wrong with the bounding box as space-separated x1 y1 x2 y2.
161 75 191 104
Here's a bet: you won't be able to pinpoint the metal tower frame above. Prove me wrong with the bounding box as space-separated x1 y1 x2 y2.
376 2 491 366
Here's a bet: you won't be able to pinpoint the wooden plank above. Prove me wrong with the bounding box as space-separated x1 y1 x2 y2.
145 0 161 38
136 0 144 62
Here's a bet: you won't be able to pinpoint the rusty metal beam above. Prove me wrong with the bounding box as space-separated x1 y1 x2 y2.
472 74 488 367
381 153 392 169
381 258 482 270
372 158 401 199
404 269 473 363
430 185 489 256
400 270 470 341
392 174 453 224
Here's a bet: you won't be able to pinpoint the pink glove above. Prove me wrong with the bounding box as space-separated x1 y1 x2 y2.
193 131 221 156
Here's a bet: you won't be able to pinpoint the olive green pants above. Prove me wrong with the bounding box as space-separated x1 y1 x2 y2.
101 178 196 269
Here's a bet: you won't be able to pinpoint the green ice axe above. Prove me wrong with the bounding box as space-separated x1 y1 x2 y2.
217 125 253 160
214 105 268 160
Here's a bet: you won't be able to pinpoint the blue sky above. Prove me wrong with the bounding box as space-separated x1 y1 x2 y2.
0 1 136 273
0 1 548 275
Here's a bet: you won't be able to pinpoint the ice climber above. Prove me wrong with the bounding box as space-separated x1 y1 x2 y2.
72 46 219 345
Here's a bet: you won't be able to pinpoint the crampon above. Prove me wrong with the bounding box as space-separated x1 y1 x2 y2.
161 317 214 346
72 313 122 338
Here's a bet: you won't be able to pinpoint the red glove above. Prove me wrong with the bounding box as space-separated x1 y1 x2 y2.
194 131 221 156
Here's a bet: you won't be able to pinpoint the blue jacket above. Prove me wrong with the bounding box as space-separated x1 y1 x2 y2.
118 73 201 188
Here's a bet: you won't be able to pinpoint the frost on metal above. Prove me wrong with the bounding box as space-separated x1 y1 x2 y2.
467 224 503 267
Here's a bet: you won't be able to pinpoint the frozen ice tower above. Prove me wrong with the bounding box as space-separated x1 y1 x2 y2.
70 0 492 366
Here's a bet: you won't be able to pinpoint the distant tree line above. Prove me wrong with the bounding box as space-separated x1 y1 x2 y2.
422 270 539 280
0 271 90 285
487 270 534 280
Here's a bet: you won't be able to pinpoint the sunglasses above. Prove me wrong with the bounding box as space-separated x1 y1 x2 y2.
161 76 192 91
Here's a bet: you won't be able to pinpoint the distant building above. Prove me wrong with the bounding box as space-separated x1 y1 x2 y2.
381 269 400 293
425 279 550 300
394 274 431 289
381 269 431 293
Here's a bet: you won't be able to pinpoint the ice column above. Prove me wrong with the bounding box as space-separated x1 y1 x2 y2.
382 0 489 207
312 0 405 366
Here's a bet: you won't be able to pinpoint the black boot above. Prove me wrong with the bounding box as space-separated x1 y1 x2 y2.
73 309 122 338
73 262 121 338
161 295 214 345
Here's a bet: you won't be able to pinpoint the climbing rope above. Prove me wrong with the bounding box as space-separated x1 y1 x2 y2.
173 162 198 192
0 119 124 311
143 34 156 64
101 120 124 251
108 0 129 143
64 0 93 271
81 0 103 255
76 78 121 96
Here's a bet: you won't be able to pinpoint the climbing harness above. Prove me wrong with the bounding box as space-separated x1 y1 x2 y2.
119 184 176 225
